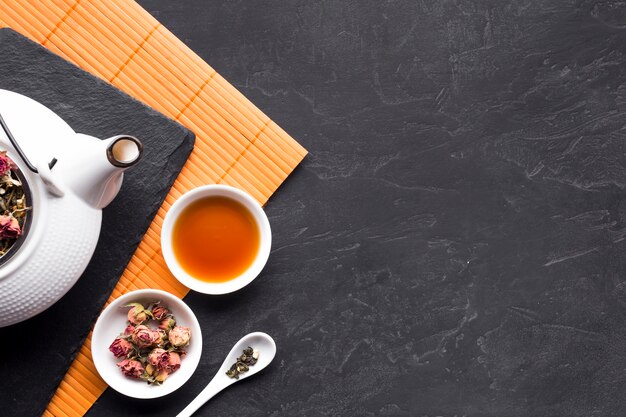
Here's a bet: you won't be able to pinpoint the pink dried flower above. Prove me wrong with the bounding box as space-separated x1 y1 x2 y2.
158 317 176 331
168 326 191 348
0 215 21 240
131 325 160 348
147 349 181 373
117 359 144 378
126 303 149 325
108 337 133 358
148 348 167 367
165 352 181 373
0 152 11 177
123 324 135 336
156 329 168 347
151 305 170 320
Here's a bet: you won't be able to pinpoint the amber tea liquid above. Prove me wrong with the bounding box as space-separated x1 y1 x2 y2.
172 196 260 282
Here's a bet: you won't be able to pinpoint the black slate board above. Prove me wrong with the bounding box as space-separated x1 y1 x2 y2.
0 28 195 416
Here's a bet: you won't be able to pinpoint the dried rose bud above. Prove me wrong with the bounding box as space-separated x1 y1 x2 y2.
155 369 169 383
156 329 168 347
147 348 181 373
145 363 156 377
148 348 168 367
151 305 170 321
131 325 161 348
0 152 11 177
108 337 133 358
158 317 176 331
117 359 144 378
126 303 150 325
168 326 191 348
123 324 135 336
165 351 181 373
0 215 21 240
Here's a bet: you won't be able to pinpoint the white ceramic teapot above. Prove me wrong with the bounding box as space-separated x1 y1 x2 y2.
0 90 143 327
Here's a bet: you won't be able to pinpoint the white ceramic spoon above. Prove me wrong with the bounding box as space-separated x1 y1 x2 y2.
176 332 277 417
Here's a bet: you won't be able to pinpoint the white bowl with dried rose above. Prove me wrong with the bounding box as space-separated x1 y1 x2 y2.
91 289 202 399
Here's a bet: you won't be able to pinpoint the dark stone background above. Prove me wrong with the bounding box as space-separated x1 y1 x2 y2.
90 1 626 416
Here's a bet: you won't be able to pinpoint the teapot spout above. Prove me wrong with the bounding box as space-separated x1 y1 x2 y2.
55 134 143 209
107 135 143 168
93 135 143 208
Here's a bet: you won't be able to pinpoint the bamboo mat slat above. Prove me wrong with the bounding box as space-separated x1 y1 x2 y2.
0 1 307 416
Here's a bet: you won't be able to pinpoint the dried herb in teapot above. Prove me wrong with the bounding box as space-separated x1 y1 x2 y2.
225 346 260 379
0 151 28 257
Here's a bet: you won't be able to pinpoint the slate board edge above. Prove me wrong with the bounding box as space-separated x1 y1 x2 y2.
0 28 197 137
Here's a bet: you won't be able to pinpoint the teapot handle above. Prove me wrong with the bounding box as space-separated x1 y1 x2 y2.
37 163 64 197
0 112 40 173
0 112 64 197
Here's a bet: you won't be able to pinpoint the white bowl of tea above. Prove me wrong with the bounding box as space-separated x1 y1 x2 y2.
161 185 271 294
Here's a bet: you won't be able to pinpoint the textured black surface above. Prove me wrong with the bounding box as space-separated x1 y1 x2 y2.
0 29 195 416
83 0 626 416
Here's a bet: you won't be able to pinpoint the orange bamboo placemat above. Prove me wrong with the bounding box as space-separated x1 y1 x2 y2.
0 1 306 416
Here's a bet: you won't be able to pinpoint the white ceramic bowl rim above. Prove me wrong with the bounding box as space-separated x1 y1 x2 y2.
160 184 272 295
91 289 202 399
